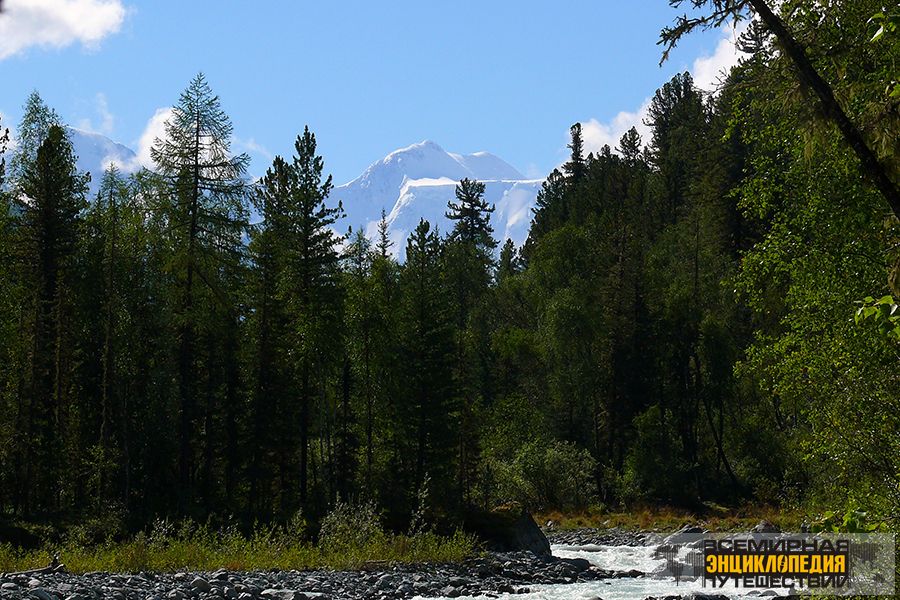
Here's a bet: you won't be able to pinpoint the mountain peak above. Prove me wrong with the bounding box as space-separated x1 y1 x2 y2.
333 140 541 258
66 127 138 195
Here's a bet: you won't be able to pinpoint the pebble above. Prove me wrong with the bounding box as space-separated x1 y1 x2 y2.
0 549 619 600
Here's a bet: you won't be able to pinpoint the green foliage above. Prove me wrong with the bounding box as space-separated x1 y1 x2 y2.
318 500 385 555
1 0 898 544
621 406 694 505
810 507 886 534
855 295 900 340
488 440 598 512
0 518 475 573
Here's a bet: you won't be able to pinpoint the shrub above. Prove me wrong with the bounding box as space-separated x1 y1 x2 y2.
488 439 598 511
318 500 384 555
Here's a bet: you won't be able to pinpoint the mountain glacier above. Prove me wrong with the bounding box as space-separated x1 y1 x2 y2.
67 131 542 257
334 140 542 257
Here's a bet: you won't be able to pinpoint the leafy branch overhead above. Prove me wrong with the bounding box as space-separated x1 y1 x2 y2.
661 0 900 221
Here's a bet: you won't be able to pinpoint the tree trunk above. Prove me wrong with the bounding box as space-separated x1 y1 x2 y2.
748 0 900 219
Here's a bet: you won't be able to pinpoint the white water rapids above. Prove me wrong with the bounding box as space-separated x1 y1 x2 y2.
420 542 781 600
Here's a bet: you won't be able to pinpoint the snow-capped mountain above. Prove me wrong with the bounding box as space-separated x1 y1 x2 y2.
334 140 542 258
65 131 543 258
67 127 139 196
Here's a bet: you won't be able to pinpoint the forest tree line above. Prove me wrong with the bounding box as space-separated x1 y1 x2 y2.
0 0 898 534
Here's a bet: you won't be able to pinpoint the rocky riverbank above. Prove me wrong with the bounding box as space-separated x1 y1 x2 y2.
0 549 638 600
545 527 655 547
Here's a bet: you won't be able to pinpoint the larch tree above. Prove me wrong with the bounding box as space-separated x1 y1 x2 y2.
150 72 248 510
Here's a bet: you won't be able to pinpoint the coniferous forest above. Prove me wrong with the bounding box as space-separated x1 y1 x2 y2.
0 0 899 541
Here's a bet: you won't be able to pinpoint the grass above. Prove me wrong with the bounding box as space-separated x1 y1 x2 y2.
535 503 807 533
0 525 478 574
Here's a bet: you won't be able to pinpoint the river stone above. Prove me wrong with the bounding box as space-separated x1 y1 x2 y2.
751 519 780 533
464 505 551 557
261 589 298 600
191 577 211 592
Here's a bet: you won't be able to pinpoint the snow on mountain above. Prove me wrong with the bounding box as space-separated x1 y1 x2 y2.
334 140 541 258
67 127 138 196
62 131 543 258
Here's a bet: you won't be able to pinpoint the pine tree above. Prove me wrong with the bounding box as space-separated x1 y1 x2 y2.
150 72 249 510
246 155 294 517
377 208 393 258
617 127 643 165
444 178 498 502
85 165 133 506
446 178 496 250
525 168 568 250
646 72 707 224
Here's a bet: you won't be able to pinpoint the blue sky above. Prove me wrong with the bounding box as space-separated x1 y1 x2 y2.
0 0 743 184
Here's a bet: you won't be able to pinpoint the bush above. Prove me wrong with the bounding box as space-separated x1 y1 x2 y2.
318 500 384 555
488 439 598 511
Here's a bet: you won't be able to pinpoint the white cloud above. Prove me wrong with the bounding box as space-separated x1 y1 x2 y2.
135 107 172 169
0 0 127 61
580 99 653 158
102 106 170 173
233 137 273 162
691 21 748 93
77 92 115 136
577 22 749 158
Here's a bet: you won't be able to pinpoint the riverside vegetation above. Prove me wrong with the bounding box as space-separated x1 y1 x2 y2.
0 504 476 574
0 0 899 574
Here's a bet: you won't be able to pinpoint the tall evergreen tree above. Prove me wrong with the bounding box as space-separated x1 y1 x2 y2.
150 73 249 510
276 127 345 508
497 239 522 283
16 125 88 514
563 122 586 183
246 156 293 517
9 91 62 185
397 220 456 514
444 178 497 502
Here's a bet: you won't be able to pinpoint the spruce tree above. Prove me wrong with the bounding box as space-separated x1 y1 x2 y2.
17 125 88 514
276 127 344 508
85 165 133 506
563 122 586 182
377 207 393 258
246 156 293 517
446 178 496 250
444 178 497 502
398 219 456 512
525 168 568 250
617 127 643 165
497 238 522 283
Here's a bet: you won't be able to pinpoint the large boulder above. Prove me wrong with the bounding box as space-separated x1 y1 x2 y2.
463 505 551 557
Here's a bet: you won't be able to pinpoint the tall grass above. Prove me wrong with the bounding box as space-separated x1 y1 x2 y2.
0 518 477 574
